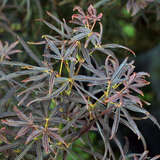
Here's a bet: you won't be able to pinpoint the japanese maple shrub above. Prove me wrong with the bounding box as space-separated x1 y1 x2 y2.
0 4 160 160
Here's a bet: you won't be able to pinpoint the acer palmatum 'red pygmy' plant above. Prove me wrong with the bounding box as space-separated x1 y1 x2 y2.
0 4 160 160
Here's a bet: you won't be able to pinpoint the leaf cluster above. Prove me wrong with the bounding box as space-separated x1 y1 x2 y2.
0 4 160 160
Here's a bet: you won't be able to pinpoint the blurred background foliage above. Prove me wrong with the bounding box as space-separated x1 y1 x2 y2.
0 0 160 158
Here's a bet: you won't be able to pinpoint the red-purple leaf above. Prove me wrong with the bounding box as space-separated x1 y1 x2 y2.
15 127 30 139
25 130 41 144
42 134 49 153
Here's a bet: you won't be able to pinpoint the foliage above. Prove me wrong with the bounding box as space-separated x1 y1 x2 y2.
0 1 160 160
126 0 154 16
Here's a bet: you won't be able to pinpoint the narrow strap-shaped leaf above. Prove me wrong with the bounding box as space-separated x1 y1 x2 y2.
46 82 69 98
15 126 30 139
120 137 129 159
64 57 76 61
75 83 103 104
0 60 32 66
18 82 45 97
73 75 106 82
2 119 29 127
99 22 103 42
17 36 43 66
0 142 20 152
69 61 75 77
63 18 72 35
74 84 89 109
124 94 143 107
150 155 160 160
25 130 42 144
125 153 141 159
48 130 67 147
120 108 147 151
46 11 62 24
110 108 120 139
5 41 19 52
0 112 16 119
15 141 34 160
113 136 125 160
13 106 30 122
74 27 91 34
43 54 61 60
42 35 61 43
22 73 48 83
96 122 108 160
119 117 147 150
42 134 49 153
94 47 115 57
124 102 160 129
0 132 10 144
147 113 160 129
61 107 86 133
121 108 141 139
26 82 69 106
102 44 135 56
111 57 128 82
49 118 66 125
49 72 55 95
85 33 100 48
107 141 116 160
71 32 88 42
81 47 91 64
43 20 69 38
124 102 149 114
36 140 43 160
54 77 69 84
7 49 21 55
82 63 104 77
0 70 40 82
105 55 119 77
0 60 48 71
64 43 77 58
45 38 61 56
139 150 149 160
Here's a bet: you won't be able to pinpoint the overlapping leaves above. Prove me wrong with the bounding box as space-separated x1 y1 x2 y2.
0 4 160 160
